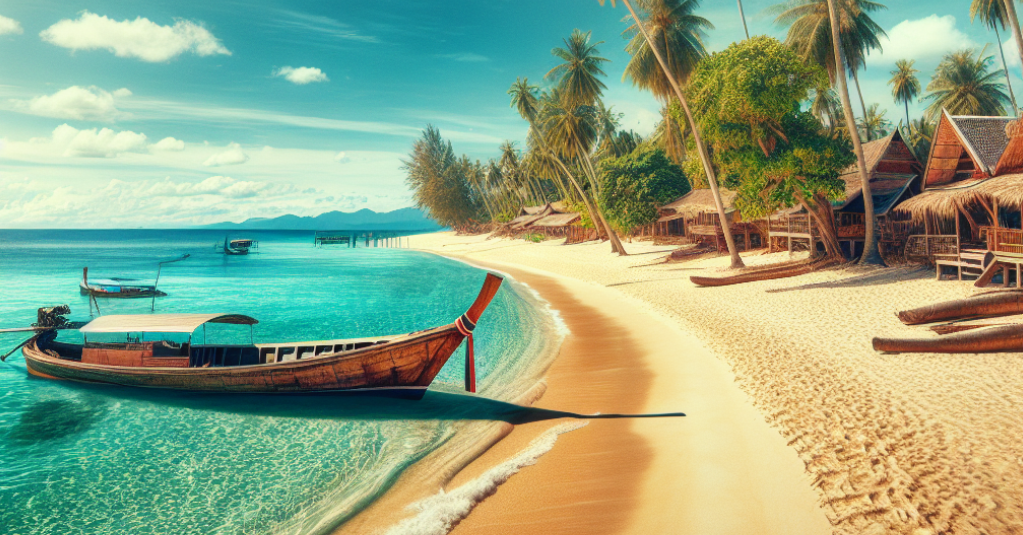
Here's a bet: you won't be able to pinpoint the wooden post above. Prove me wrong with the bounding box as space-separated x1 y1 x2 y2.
808 214 815 255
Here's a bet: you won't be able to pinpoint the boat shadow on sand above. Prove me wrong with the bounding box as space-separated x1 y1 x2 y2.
28 378 686 425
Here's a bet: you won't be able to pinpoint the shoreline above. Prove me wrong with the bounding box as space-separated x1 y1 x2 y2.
338 233 829 535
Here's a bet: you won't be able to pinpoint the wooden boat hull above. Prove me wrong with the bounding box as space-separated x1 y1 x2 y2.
873 323 1023 354
23 325 465 395
897 290 1023 325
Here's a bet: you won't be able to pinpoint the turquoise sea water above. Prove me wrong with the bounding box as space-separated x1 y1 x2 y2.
0 230 560 535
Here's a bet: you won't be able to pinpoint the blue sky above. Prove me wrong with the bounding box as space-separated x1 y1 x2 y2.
0 0 1019 228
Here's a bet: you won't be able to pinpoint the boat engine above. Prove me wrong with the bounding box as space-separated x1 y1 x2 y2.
34 305 72 329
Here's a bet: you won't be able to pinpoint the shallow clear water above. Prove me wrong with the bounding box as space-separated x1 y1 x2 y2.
0 230 558 535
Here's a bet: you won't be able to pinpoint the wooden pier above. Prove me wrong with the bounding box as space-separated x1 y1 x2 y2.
313 230 411 248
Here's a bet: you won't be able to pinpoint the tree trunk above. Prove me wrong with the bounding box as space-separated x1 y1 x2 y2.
737 0 750 40
525 118 622 253
904 100 910 129
852 70 870 141
1004 0 1023 104
995 24 1019 114
574 136 628 255
621 0 744 268
827 0 884 266
797 193 843 260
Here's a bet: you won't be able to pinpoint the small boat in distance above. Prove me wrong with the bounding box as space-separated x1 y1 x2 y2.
80 268 166 298
24 273 503 397
79 255 190 299
223 237 257 255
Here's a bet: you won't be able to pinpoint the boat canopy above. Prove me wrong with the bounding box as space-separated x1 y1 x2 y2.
80 314 259 334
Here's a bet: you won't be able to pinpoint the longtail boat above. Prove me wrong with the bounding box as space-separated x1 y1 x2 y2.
896 290 1023 325
873 323 1023 354
80 268 166 298
22 273 503 397
223 237 255 255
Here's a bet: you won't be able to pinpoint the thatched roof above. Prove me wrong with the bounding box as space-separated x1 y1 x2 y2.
520 204 551 216
947 113 1013 175
531 212 581 228
835 130 921 208
894 173 1023 221
660 188 737 218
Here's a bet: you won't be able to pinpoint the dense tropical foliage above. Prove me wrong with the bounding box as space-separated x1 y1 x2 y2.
686 36 853 258
599 148 691 233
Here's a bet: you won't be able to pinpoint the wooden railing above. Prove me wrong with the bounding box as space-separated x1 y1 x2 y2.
768 214 811 235
981 226 1023 254
905 235 959 262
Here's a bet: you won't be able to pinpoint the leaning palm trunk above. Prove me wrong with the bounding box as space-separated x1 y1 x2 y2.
1005 0 1023 105
994 24 1019 113
737 0 750 40
852 71 870 141
573 137 628 254
527 121 622 253
620 0 743 268
829 0 884 266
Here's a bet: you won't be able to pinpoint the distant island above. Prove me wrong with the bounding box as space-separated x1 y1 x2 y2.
197 207 444 231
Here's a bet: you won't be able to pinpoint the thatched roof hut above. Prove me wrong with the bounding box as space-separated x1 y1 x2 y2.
658 189 738 221
834 129 920 216
894 110 1022 223
531 212 581 228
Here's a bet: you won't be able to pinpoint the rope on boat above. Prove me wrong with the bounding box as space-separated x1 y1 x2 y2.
455 314 477 393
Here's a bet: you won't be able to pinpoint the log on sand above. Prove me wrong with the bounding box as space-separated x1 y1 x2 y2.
897 290 1023 325
690 257 842 288
873 323 1023 354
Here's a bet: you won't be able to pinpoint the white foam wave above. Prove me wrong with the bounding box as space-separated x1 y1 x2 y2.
384 421 588 535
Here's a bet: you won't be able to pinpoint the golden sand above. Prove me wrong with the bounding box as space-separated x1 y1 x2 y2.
397 232 1023 535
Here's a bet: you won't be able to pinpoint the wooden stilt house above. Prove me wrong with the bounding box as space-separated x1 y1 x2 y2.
768 129 922 257
655 189 765 252
892 110 1023 282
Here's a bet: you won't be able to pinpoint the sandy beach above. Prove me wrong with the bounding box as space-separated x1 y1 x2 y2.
340 231 1023 535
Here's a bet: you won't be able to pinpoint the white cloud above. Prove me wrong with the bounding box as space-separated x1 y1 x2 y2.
49 124 149 157
203 142 249 167
334 151 350 163
152 136 185 151
274 66 329 85
12 85 131 122
40 11 231 62
143 176 263 198
868 15 977 66
0 14 23 35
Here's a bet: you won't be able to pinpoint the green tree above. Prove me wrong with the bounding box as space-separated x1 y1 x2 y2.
607 0 745 268
888 59 920 126
970 0 1018 111
546 29 610 108
599 148 691 232
909 117 935 160
924 48 1011 119
404 125 484 229
686 36 853 259
857 103 892 141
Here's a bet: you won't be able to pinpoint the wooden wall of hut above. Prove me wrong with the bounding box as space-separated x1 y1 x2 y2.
927 114 980 187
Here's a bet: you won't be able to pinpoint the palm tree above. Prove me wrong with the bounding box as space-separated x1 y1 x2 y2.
773 0 887 139
609 0 746 268
546 29 610 108
971 0 1018 112
924 48 1011 119
508 78 626 255
888 59 920 126
856 103 892 141
737 0 750 39
545 31 629 255
1002 0 1023 102
909 117 935 160
809 80 842 131
825 0 882 265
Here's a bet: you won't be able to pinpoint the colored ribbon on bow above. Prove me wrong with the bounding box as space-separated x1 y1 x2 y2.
455 314 477 393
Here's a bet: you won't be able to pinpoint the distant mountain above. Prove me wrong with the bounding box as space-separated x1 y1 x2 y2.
198 207 444 231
